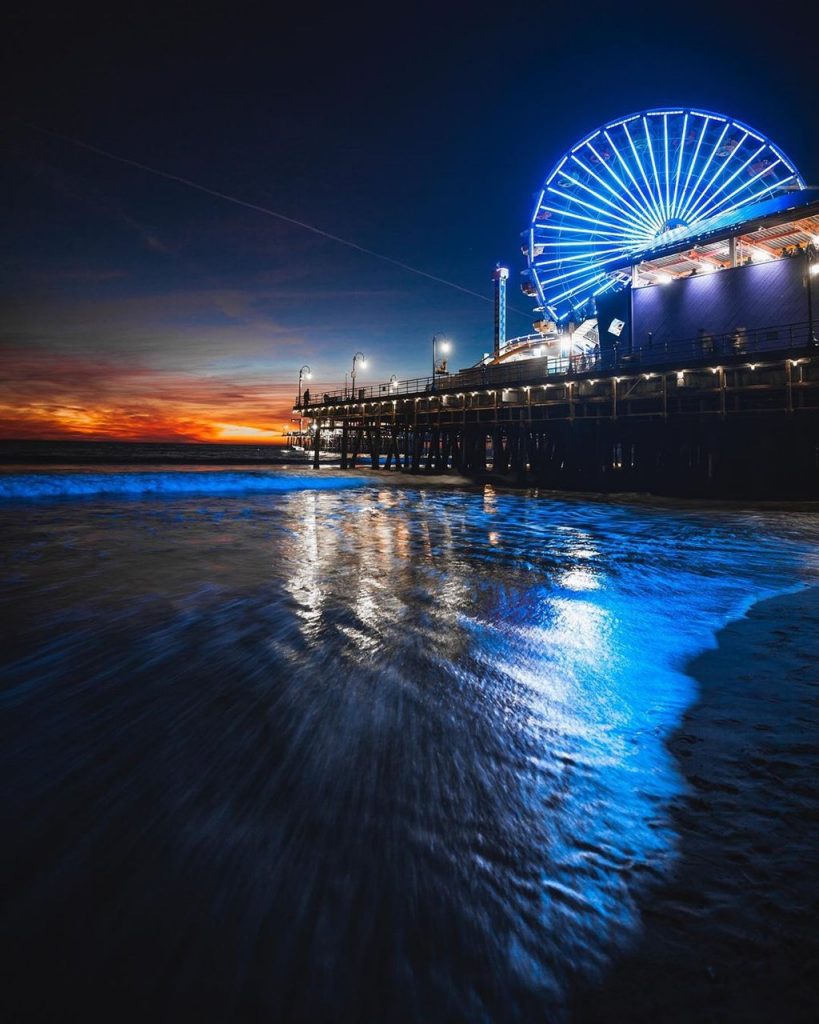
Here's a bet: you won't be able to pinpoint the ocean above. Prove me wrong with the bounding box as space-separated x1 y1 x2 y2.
0 439 311 465
1 450 818 1021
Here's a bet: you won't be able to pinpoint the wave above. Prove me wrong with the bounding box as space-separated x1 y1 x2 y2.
0 470 370 500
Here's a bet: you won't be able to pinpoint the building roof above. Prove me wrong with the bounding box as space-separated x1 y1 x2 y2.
608 188 819 275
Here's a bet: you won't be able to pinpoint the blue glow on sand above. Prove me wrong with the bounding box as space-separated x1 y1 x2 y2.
3 483 819 1018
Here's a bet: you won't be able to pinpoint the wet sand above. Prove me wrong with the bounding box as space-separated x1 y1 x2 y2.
575 586 819 1023
4 482 819 1021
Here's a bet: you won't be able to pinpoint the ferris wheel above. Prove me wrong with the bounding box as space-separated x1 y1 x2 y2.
524 108 805 321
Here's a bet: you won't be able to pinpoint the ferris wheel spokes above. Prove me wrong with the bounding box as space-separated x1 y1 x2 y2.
525 107 804 319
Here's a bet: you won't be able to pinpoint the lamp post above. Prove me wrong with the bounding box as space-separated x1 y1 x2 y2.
298 365 312 407
431 336 451 391
389 374 398 391
296 365 312 443
351 351 367 399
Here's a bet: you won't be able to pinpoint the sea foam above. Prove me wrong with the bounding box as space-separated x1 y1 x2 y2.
0 470 370 501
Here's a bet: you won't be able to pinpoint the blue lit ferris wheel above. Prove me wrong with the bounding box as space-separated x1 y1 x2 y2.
524 108 805 321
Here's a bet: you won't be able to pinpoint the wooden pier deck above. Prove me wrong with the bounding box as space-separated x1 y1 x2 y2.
295 321 819 497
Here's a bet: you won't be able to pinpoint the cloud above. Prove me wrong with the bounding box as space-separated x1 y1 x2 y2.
0 346 302 442
0 285 311 369
26 268 129 284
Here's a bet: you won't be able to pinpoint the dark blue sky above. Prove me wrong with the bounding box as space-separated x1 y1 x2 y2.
2 1 817 438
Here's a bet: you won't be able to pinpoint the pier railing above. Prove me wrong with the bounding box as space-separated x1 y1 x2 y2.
297 320 816 409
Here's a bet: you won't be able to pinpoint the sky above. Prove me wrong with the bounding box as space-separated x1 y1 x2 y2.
2 1 818 442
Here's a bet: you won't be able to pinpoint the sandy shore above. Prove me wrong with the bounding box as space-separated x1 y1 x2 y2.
574 586 819 1022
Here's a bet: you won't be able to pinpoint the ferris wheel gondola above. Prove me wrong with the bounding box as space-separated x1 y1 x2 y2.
524 108 805 320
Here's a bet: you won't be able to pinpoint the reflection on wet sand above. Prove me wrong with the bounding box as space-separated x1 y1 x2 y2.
1 480 817 1022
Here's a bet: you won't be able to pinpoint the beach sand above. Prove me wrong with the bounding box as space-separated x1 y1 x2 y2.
575 586 819 1022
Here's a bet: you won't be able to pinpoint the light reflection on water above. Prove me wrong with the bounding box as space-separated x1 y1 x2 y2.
1 476 819 1022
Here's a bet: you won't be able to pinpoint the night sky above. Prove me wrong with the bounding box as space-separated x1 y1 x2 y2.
3 2 817 441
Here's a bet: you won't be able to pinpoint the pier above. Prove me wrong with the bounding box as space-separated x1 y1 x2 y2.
296 322 819 498
293 107 819 499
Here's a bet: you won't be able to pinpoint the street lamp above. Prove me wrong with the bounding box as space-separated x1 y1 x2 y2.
432 335 451 390
351 351 367 398
389 374 398 390
298 364 312 406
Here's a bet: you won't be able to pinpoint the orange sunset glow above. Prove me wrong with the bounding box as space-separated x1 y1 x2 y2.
0 347 304 443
